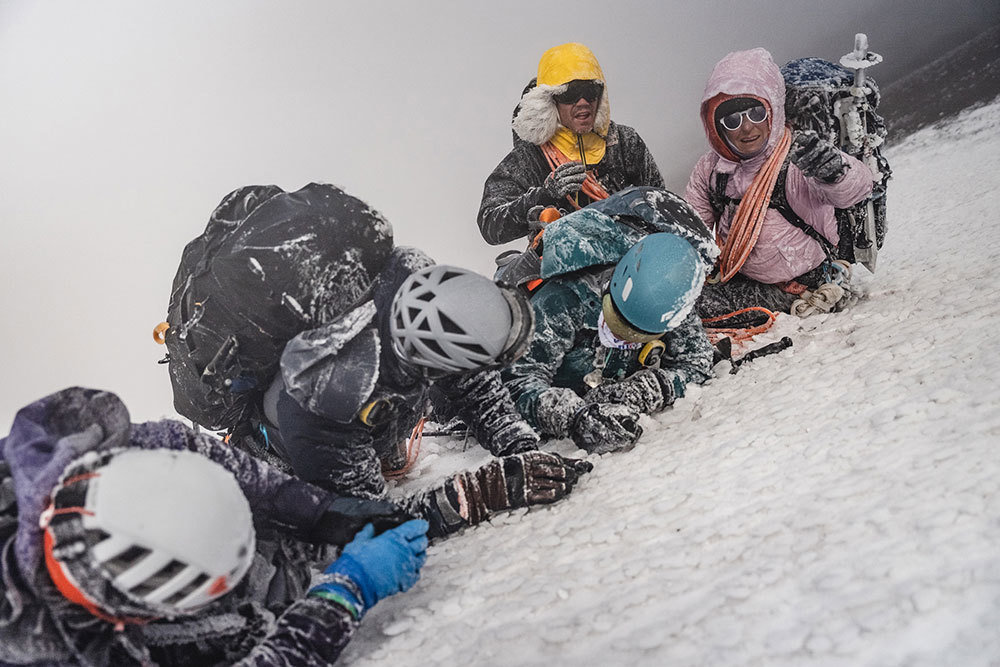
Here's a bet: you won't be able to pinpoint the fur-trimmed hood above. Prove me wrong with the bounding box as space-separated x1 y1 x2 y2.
512 43 612 146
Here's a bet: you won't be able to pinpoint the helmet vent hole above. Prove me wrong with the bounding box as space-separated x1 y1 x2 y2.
84 529 112 549
422 338 447 359
164 573 211 606
439 270 463 282
407 307 422 323
456 341 488 356
105 545 152 577
130 559 187 596
439 313 464 335
54 483 89 509
415 291 434 302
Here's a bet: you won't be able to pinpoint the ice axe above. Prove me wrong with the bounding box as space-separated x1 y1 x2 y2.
839 33 884 273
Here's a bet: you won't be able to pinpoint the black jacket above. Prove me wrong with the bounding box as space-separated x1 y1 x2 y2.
477 121 665 245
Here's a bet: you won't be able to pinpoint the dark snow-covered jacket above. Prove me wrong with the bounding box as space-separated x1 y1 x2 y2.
267 247 538 505
0 387 358 667
478 118 664 245
684 48 873 283
502 188 717 431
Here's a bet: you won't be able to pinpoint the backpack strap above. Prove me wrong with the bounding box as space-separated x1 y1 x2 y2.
769 162 838 263
706 171 733 219
708 162 837 263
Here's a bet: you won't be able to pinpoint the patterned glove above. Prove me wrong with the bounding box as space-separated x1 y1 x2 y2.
535 387 586 438
309 520 428 619
584 368 677 415
571 402 642 454
543 161 587 199
790 130 848 183
427 452 593 532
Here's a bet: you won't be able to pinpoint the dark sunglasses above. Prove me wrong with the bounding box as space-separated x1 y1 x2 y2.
719 104 769 132
553 80 603 105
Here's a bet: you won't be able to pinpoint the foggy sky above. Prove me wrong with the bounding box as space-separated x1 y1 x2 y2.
1 0 997 429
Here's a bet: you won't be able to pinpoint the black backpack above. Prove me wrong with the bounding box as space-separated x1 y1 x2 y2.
163 183 393 430
707 57 891 272
782 56 891 270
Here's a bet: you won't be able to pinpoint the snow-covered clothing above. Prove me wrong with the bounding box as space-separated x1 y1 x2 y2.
684 48 873 288
478 43 664 245
256 246 539 510
0 387 362 666
502 187 717 436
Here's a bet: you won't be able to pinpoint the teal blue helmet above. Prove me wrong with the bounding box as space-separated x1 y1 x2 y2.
602 233 706 343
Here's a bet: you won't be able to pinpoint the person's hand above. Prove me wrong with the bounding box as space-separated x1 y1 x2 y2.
486 451 593 510
543 162 587 199
535 387 586 438
310 496 414 547
309 520 428 618
790 130 847 183
584 369 676 415
571 402 642 454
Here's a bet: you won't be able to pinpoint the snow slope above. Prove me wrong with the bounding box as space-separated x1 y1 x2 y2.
341 97 1000 666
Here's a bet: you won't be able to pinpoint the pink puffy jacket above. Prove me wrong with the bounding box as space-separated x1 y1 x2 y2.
684 48 873 284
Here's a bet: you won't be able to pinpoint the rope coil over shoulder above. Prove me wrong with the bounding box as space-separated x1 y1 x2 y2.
709 126 792 284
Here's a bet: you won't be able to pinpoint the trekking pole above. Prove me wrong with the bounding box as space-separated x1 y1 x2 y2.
730 336 793 374
840 33 884 272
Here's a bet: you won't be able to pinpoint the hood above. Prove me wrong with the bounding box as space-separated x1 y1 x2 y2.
512 42 611 147
0 388 132 579
540 209 644 279
699 48 786 163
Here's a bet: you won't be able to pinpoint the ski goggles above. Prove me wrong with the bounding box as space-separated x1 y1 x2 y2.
600 293 664 344
718 103 769 132
553 79 604 105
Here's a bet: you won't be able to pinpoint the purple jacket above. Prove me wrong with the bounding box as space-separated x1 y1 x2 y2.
684 48 873 284
0 387 356 666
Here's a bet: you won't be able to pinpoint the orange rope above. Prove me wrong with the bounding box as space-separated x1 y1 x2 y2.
702 307 778 344
712 127 793 284
383 417 426 480
541 142 610 209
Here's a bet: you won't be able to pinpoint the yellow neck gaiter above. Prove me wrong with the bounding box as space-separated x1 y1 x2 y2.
549 126 606 166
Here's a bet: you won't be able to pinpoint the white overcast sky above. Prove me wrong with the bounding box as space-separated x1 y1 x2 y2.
1 0 997 429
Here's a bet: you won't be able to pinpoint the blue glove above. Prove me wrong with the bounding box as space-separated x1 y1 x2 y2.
309 519 428 618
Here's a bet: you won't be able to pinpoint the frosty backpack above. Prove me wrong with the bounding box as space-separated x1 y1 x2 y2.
161 183 394 431
780 54 891 271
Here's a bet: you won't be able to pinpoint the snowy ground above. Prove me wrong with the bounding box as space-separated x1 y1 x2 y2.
340 97 1000 666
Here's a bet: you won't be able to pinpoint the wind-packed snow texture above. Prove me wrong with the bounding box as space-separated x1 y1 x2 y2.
340 99 1000 666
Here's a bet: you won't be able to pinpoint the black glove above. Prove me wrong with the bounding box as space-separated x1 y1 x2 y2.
790 130 847 183
571 402 643 454
584 368 676 415
543 162 587 199
311 496 415 547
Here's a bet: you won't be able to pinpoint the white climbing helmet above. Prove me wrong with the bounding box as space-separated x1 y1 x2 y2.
389 265 535 375
42 448 256 623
